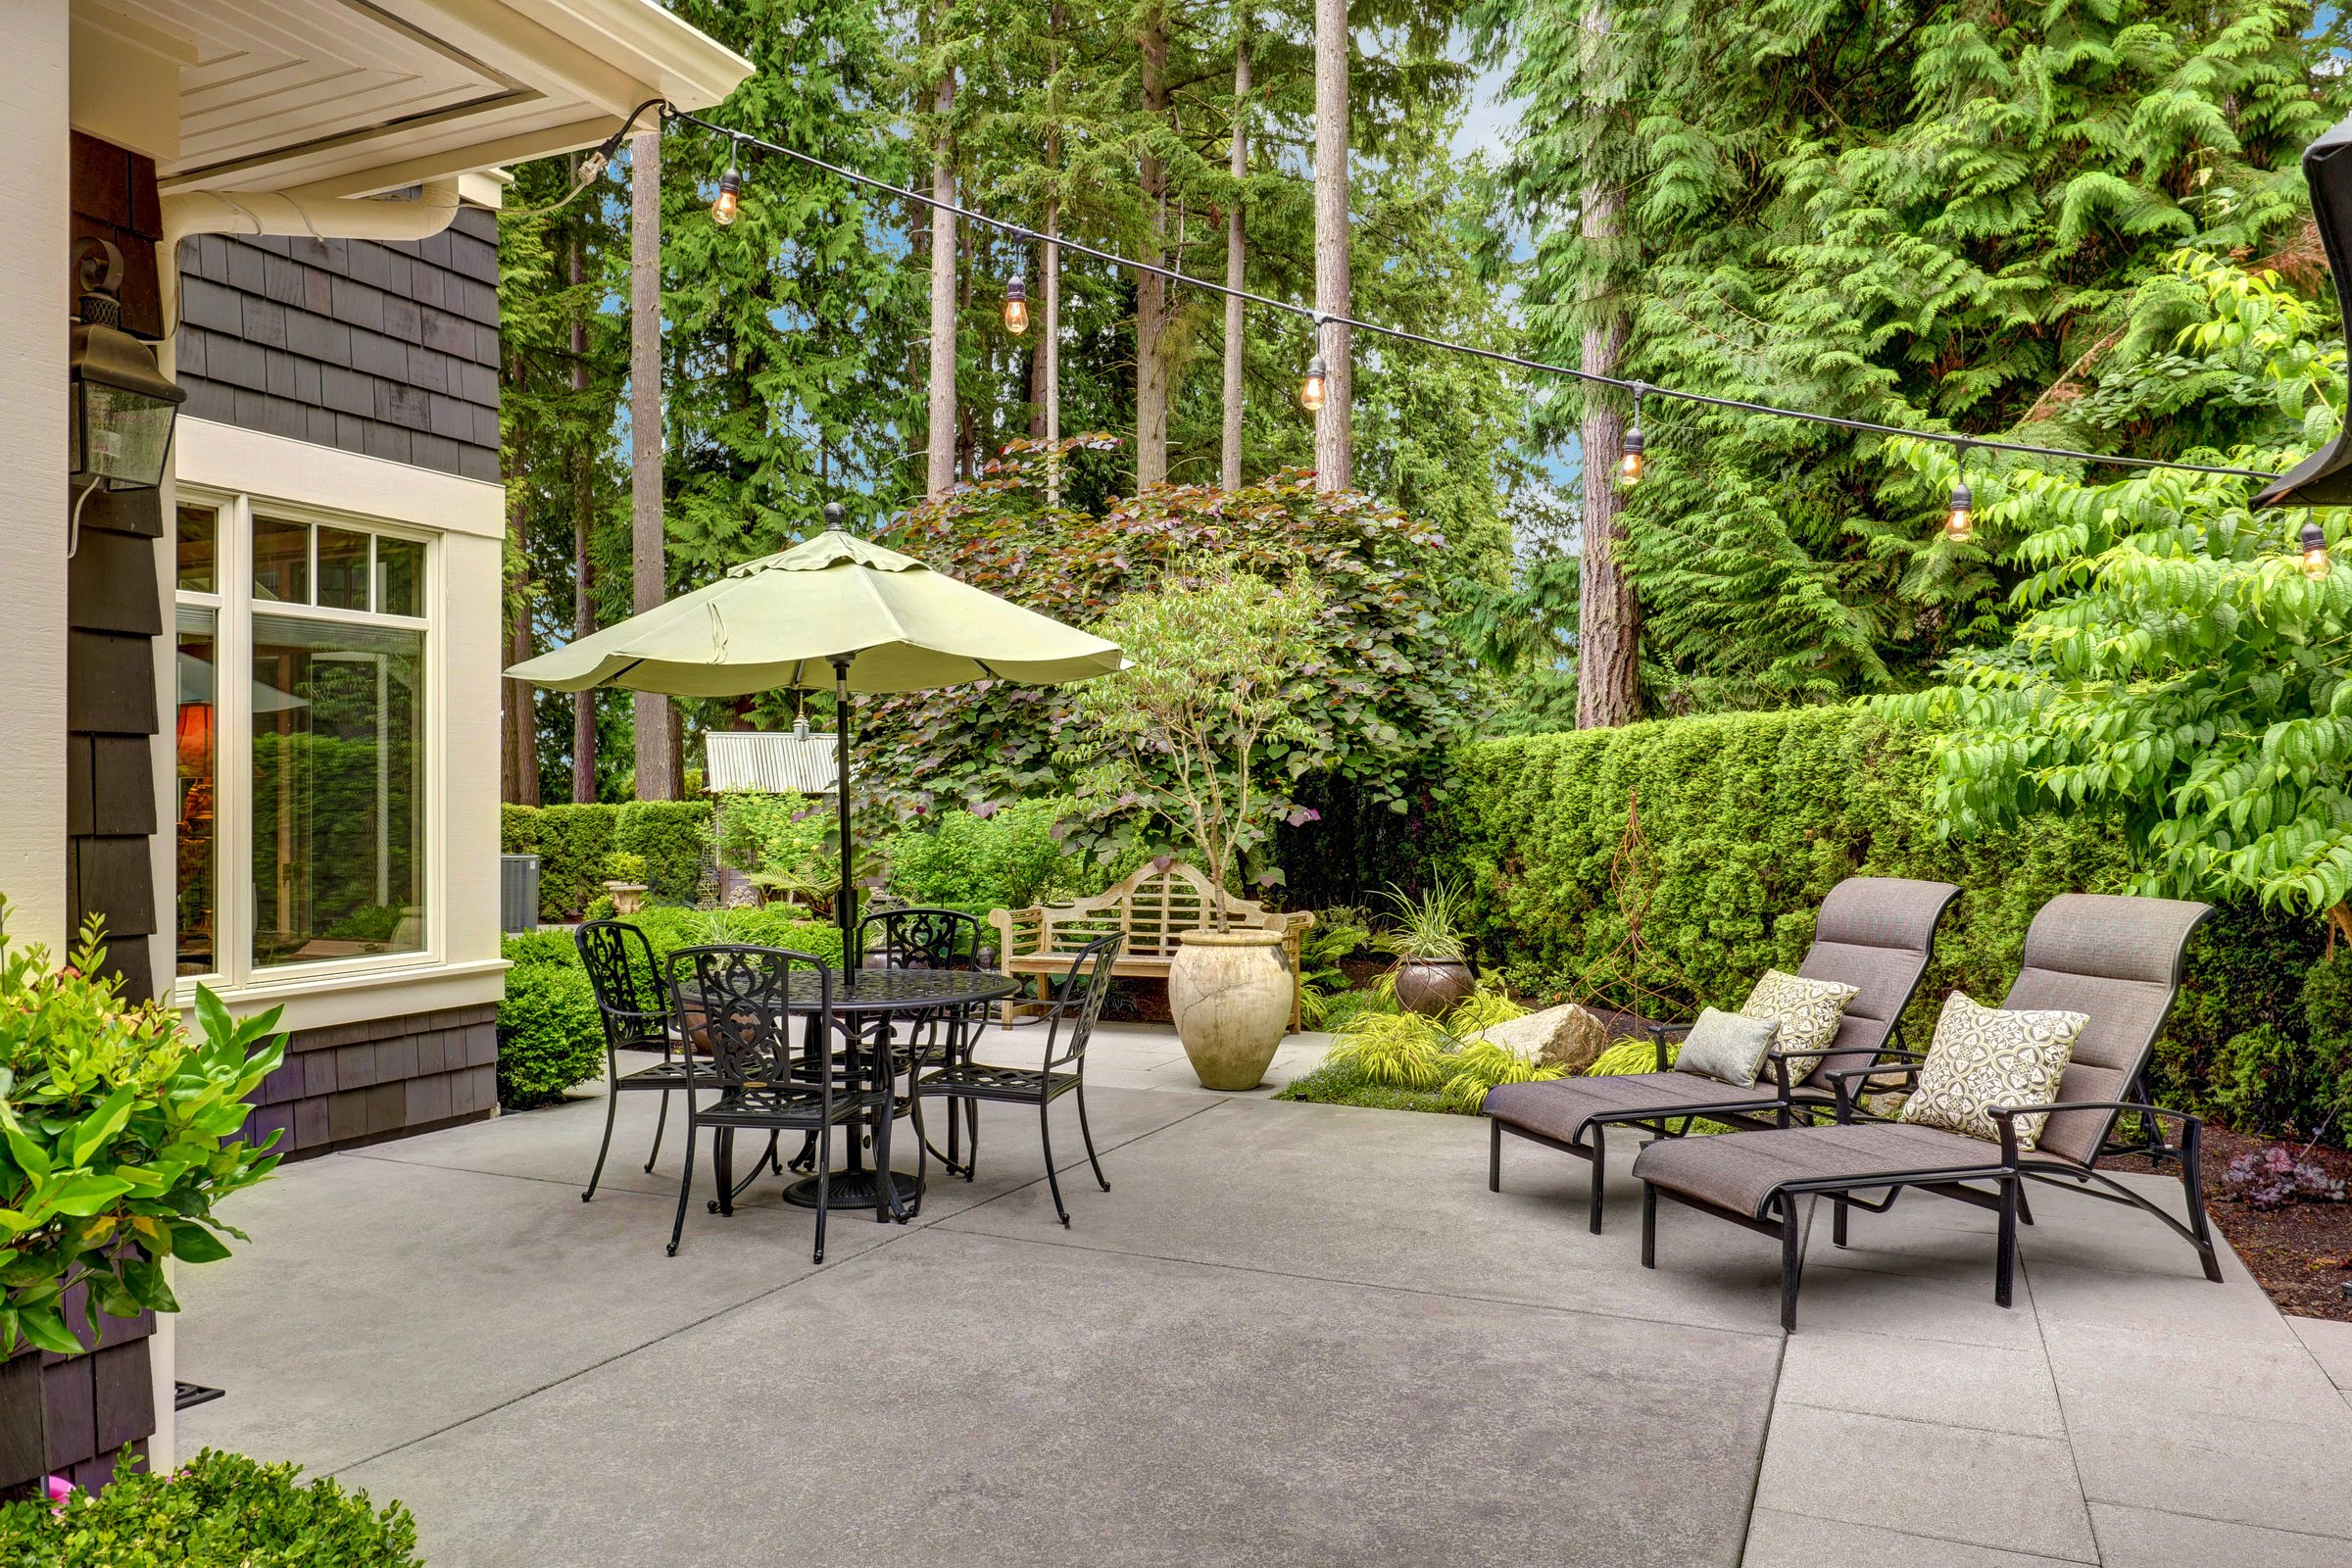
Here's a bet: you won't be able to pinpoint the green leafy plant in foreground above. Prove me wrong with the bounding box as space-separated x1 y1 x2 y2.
1311 988 1559 1113
0 1448 419 1565
0 913 282 1355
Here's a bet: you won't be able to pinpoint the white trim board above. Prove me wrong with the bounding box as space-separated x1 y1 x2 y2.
175 418 507 541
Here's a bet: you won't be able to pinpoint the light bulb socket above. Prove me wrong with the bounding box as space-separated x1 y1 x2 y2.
1005 274 1027 304
1949 479 1973 513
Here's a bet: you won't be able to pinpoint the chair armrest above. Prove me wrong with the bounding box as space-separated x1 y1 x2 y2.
1987 1100 2202 1165
1824 1053 1928 1123
1643 1020 1694 1072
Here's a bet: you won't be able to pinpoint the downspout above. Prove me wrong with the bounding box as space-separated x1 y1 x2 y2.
156 178 465 330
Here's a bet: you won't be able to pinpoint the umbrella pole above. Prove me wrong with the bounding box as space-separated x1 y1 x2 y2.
832 656 855 983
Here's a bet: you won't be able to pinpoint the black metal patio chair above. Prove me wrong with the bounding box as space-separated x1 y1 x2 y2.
908 932 1120 1226
663 944 891 1263
859 906 993 1177
1484 876 1961 1232
575 918 693 1202
1633 893 2216 1330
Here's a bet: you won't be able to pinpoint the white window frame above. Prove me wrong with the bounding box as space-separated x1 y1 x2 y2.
172 484 444 999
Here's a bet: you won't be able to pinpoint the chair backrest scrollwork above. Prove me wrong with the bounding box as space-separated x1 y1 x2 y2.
1045 933 1123 1070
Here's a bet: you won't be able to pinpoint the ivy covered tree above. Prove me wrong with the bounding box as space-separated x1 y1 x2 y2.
1882 250 2352 928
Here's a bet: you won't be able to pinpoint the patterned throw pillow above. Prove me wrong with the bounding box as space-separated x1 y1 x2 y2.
1897 991 2086 1149
1738 969 1861 1085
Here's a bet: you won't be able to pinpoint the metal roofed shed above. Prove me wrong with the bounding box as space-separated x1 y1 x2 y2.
706 720 849 798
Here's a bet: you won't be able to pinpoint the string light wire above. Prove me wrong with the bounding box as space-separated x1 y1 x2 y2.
661 106 2283 487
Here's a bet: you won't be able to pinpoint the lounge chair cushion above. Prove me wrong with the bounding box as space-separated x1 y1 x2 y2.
1740 969 1860 1083
1898 991 2086 1150
1634 1121 2013 1221
1486 1070 1791 1148
1673 1007 1781 1088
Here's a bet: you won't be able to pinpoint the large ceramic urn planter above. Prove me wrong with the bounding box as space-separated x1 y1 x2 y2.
1169 929 1294 1090
1393 958 1474 1018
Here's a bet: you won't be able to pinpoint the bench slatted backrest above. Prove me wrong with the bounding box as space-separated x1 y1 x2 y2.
1792 877 1962 1091
1037 863 1274 957
2000 893 2210 1166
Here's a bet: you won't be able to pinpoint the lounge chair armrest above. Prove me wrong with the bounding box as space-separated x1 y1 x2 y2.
1643 1019 1694 1072
1987 1100 2203 1165
1824 1054 1927 1123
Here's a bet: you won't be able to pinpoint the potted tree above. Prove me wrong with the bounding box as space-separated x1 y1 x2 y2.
1076 561 1324 1089
1375 882 1476 1016
0 911 283 1495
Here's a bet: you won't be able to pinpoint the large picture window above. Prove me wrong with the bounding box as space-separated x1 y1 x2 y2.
175 498 432 980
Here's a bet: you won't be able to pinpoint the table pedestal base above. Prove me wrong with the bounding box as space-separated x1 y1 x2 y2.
781 1169 923 1211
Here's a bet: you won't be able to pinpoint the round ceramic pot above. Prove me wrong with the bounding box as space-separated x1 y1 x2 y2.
1168 929 1294 1091
1393 958 1473 1018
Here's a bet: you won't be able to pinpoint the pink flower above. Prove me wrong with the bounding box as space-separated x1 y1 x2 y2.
45 1474 74 1514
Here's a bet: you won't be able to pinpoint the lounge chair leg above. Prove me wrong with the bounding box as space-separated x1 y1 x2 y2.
1832 1196 1849 1249
1588 1124 1607 1235
2181 1120 2224 1283
1995 1177 2018 1308
1640 1181 1658 1269
582 1060 621 1201
2015 1183 2034 1227
1488 1118 1501 1194
1780 1202 1804 1332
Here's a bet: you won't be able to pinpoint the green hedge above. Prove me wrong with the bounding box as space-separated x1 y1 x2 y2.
501 801 714 919
495 909 844 1109
1433 707 2332 1137
0 1449 420 1565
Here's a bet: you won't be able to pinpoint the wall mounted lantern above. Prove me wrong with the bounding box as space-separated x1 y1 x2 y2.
69 237 184 494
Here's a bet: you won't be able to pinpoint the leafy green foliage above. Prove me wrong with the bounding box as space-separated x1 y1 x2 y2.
1880 251 2352 915
612 802 714 904
0 1448 420 1566
494 956 603 1110
1438 707 2131 1049
1587 1038 1672 1077
881 798 1097 913
714 791 831 906
0 916 281 1355
1072 561 1326 905
862 457 1486 882
1480 0 2339 710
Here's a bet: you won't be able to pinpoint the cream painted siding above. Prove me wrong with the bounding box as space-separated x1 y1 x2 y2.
171 416 505 1033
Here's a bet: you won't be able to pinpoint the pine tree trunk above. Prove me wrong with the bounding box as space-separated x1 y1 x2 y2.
501 477 538 806
1312 0 1352 492
1136 7 1171 491
1575 2 1640 729
1222 16 1250 492
568 227 597 806
928 69 958 497
629 126 676 800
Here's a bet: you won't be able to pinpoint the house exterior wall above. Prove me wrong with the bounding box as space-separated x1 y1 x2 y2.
173 213 503 484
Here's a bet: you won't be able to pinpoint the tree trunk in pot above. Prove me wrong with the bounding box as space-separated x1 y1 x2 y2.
1169 930 1293 1090
1394 959 1473 1018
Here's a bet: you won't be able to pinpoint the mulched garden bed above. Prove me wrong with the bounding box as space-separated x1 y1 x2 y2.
2111 1124 2352 1322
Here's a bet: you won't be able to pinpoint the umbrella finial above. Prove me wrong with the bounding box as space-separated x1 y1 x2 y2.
823 501 845 532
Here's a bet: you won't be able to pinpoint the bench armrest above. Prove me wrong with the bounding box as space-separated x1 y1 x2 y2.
987 906 1046 965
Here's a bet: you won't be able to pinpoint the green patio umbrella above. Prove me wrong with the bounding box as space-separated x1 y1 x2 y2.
505 507 1124 966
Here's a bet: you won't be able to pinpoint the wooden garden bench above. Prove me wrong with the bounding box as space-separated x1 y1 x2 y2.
987 861 1314 1030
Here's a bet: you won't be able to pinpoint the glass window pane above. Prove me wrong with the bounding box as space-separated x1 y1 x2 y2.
317 526 369 612
375 536 423 617
253 517 309 604
251 612 426 967
176 505 216 594
175 605 219 977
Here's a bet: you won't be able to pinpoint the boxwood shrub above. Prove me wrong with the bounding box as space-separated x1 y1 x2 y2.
0 1448 420 1566
500 801 716 919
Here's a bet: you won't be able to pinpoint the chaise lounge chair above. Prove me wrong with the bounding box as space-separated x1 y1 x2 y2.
1484 876 1960 1232
1632 893 2215 1330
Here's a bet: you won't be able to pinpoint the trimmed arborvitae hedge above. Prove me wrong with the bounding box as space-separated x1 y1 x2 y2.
1430 704 2323 1131
500 801 714 919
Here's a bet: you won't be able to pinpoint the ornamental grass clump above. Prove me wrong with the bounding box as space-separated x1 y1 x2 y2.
1309 988 1563 1113
0 911 282 1355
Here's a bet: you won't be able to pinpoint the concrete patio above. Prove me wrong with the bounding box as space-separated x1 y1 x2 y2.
179 1023 2352 1566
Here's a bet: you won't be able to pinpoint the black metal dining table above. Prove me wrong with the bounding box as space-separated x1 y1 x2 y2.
687 965 1020 1215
